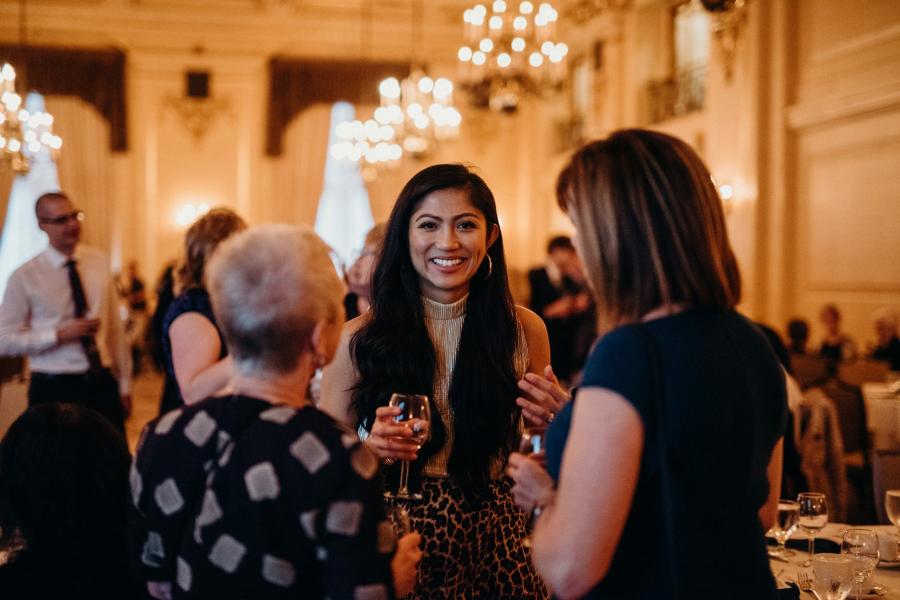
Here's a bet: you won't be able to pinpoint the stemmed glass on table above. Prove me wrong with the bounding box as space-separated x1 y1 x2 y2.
841 528 880 600
798 492 829 567
383 393 431 501
887 490 900 532
769 500 800 557
812 554 854 600
519 429 545 549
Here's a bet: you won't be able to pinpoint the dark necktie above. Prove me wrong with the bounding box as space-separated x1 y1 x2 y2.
65 259 104 375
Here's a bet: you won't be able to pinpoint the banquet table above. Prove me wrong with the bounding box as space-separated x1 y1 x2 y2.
863 383 900 451
771 524 900 598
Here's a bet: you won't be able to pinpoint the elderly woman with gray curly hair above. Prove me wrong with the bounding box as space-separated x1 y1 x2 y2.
130 224 420 600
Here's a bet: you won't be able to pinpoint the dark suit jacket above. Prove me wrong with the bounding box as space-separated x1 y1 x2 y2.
528 267 587 380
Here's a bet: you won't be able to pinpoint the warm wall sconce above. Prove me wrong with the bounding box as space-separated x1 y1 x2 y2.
174 202 210 227
165 70 229 144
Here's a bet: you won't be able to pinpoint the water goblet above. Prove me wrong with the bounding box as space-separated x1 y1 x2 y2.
886 490 900 534
798 492 829 567
769 499 800 557
383 393 431 501
841 528 880 600
812 553 854 600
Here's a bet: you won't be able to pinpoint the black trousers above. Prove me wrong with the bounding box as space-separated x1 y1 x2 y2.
28 369 125 435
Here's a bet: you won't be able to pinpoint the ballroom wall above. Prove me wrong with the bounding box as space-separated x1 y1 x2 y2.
0 0 898 348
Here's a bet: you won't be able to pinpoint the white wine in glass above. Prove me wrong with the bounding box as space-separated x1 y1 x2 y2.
886 490 900 533
798 492 829 567
769 500 800 557
383 393 431 501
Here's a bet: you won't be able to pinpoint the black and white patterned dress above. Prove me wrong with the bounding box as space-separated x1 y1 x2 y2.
130 395 396 599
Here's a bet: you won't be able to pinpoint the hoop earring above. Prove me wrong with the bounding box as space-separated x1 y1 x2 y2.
482 254 493 280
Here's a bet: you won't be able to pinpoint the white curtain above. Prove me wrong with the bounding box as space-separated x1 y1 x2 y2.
0 93 60 298
314 102 374 269
261 103 333 227
44 96 115 256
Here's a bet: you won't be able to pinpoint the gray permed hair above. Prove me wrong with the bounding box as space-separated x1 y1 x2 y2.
206 224 345 375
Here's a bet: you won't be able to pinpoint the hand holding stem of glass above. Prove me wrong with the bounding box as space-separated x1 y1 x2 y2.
384 393 431 501
519 429 545 548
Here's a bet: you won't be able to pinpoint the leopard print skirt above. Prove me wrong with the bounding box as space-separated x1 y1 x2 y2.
388 476 550 600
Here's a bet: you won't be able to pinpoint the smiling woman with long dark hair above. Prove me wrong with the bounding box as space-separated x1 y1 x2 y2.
321 163 555 599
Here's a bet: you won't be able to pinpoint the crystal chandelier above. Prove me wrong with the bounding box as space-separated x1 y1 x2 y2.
331 0 462 165
457 1 569 112
329 117 403 165
375 71 461 158
1 63 62 174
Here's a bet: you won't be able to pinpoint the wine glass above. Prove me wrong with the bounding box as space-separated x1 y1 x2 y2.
812 553 854 600
886 490 900 533
391 505 412 537
798 492 829 566
841 528 880 600
383 393 431 501
768 499 800 557
519 429 545 549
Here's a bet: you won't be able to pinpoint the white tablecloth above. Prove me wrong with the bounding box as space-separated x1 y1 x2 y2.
770 523 900 598
863 383 900 451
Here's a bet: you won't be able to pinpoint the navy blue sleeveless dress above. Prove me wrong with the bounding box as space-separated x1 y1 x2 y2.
159 288 226 414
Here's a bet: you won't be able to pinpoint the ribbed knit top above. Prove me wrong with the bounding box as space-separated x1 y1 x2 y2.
421 295 529 478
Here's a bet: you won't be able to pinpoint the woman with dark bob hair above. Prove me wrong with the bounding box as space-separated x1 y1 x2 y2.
321 164 560 599
507 130 787 599
0 403 137 599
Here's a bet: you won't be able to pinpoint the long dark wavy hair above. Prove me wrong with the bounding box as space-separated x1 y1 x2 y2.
350 164 520 499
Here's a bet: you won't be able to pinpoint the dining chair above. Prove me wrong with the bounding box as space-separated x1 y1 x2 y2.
872 449 900 524
792 354 830 390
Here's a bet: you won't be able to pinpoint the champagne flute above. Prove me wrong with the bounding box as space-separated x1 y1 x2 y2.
383 393 431 501
769 500 800 557
812 554 854 600
519 429 545 549
798 492 829 567
841 528 880 600
886 490 900 533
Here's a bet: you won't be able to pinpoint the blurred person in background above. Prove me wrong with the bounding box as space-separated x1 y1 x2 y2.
871 308 900 370
818 303 857 363
122 260 148 375
344 223 387 320
0 403 136 599
786 318 810 355
528 236 594 384
160 208 246 411
0 191 131 432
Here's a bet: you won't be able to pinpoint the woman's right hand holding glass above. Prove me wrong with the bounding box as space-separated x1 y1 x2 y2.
366 406 420 462
507 452 556 513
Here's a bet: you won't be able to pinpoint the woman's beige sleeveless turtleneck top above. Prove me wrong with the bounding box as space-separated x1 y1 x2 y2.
421 295 529 478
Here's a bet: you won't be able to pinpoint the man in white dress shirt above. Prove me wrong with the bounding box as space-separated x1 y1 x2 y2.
0 191 131 432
